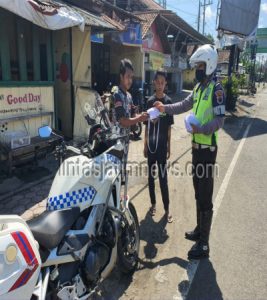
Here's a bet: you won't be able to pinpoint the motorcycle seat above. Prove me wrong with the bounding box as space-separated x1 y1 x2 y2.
27 207 80 250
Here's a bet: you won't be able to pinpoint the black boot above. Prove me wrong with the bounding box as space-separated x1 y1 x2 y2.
185 208 200 241
188 210 213 260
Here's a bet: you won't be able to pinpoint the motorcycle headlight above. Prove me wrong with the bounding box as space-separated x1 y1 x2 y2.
5 244 17 264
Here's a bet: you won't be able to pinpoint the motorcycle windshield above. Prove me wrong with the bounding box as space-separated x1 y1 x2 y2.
73 87 108 142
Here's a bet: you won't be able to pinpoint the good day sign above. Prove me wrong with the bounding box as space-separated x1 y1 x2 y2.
0 86 54 120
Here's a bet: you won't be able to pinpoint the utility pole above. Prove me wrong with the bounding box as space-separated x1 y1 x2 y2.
197 0 201 32
200 0 213 35
202 0 206 35
158 0 166 9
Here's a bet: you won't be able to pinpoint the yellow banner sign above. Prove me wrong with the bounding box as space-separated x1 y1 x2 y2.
150 52 165 71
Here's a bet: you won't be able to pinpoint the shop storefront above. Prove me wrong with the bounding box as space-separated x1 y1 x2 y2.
0 8 55 141
0 1 115 174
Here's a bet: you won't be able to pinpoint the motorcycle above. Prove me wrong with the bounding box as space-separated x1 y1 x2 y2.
0 93 140 300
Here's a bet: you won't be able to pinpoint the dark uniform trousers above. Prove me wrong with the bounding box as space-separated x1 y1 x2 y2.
192 147 218 212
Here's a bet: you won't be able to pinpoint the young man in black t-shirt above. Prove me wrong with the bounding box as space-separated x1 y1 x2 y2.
144 71 174 223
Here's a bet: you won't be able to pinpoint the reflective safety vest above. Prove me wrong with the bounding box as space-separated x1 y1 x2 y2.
192 81 218 146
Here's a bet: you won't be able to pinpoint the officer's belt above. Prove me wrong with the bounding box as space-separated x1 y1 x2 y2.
192 142 216 151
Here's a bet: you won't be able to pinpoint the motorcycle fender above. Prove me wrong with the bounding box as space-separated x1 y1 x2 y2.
123 198 134 227
0 215 41 300
100 211 120 279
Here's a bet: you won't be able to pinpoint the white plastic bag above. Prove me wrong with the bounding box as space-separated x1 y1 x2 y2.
184 113 200 133
147 107 160 120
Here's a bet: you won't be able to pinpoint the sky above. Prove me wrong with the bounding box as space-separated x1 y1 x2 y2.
165 0 267 39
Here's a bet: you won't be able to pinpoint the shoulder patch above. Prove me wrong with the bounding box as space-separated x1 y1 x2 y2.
215 90 224 105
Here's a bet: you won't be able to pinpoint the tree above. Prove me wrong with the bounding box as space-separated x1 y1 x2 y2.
205 33 214 44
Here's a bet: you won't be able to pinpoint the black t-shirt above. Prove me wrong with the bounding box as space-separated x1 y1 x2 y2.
145 95 174 155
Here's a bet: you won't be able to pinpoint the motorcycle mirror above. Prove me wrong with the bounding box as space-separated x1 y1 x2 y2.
38 126 52 138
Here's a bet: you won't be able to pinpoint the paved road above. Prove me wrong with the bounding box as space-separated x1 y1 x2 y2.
0 88 266 300
187 88 267 300
97 88 267 300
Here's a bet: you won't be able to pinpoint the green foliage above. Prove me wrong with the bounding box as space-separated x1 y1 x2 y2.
221 74 246 110
238 74 247 89
205 33 215 44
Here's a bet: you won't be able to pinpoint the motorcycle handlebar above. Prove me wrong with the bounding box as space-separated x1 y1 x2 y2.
66 145 81 155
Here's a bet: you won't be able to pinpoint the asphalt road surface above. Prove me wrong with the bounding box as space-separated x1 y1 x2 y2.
95 88 267 300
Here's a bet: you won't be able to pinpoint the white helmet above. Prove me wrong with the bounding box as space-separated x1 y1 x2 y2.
189 44 218 76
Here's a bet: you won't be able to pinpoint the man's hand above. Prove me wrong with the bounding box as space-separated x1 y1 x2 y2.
153 101 165 113
191 124 201 134
167 147 170 160
144 146 148 158
138 112 149 122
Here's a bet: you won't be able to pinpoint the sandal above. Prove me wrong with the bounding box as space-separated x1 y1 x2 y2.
167 215 174 223
149 206 156 216
165 211 173 223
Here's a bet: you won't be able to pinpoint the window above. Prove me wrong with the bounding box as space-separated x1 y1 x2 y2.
0 8 53 83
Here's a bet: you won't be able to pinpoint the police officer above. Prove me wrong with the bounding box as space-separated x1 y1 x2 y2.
154 45 225 259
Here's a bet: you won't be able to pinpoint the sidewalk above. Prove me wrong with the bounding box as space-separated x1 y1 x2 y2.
0 154 57 201
0 87 262 221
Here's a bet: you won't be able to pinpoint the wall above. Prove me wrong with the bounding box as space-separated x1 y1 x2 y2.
182 69 195 90
183 69 195 83
217 63 229 75
53 27 91 138
0 9 53 83
72 27 91 87
53 29 73 138
109 41 143 85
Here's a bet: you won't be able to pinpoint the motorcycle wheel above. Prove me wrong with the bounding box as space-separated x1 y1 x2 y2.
132 122 142 138
117 202 140 274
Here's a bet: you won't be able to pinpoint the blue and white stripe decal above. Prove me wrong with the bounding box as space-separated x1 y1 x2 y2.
47 186 96 211
106 154 121 165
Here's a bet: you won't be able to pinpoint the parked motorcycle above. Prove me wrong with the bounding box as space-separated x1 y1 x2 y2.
0 93 140 300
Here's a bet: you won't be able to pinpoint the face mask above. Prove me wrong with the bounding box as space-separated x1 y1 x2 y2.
195 69 206 82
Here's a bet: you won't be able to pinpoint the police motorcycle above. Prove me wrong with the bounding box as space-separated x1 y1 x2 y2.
0 93 140 300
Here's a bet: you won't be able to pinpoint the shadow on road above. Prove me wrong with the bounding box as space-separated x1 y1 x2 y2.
239 99 255 108
139 212 169 259
224 116 267 141
93 214 169 299
94 211 188 300
92 267 135 300
184 259 223 300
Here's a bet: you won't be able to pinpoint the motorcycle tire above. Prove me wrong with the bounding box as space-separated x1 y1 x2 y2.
117 202 140 274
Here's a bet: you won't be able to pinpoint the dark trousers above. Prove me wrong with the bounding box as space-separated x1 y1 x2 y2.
148 152 170 211
192 147 218 212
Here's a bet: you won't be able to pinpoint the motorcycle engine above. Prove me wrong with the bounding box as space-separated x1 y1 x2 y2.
83 212 116 282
